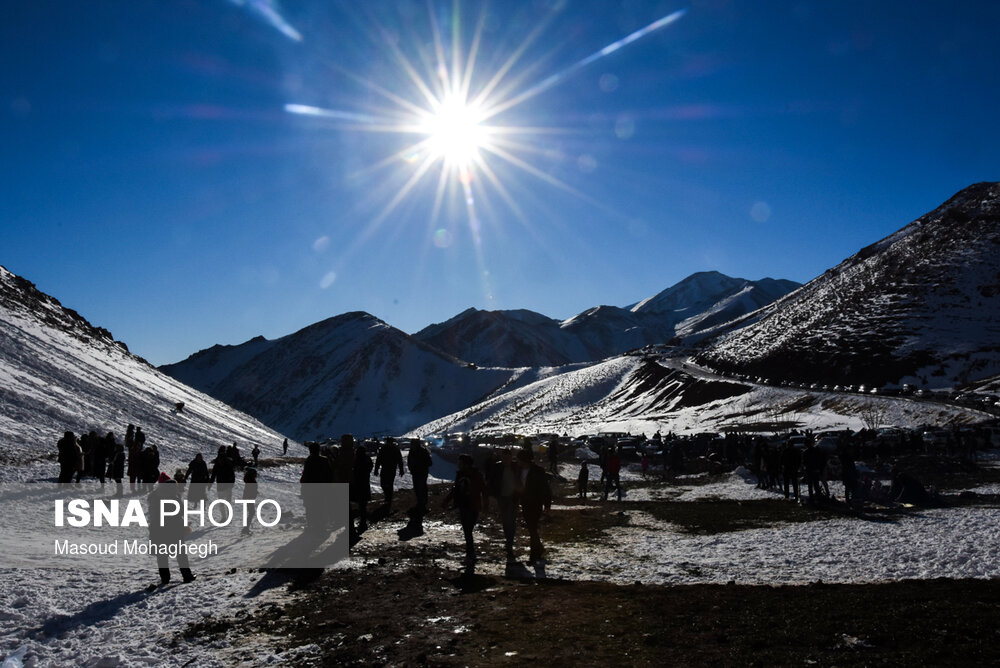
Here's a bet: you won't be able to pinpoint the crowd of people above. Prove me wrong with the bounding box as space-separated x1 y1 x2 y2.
54 420 992 585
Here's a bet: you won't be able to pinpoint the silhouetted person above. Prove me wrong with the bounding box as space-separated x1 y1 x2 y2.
374 437 404 512
107 441 126 497
210 445 236 502
301 442 333 530
282 438 288 456
577 462 589 499
518 448 552 564
57 431 77 485
487 448 521 562
444 454 487 565
147 475 194 585
781 442 801 502
603 448 622 501
186 453 210 503
351 443 373 534
407 438 433 515
547 438 560 475
241 467 258 535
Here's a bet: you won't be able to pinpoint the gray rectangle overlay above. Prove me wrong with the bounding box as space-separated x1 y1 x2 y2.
0 482 349 570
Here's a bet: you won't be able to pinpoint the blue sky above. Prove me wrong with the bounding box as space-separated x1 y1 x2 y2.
3 1 998 366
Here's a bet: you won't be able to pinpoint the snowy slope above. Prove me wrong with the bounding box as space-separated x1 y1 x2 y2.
0 266 290 477
408 353 985 438
698 182 1000 389
162 312 516 441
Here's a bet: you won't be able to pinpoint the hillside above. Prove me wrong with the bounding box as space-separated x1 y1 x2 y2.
697 182 1000 389
0 265 289 476
161 312 515 440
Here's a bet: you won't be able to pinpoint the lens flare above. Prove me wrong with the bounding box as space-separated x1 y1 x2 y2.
419 94 489 169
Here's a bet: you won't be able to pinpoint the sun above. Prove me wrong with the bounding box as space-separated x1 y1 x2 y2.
418 93 489 171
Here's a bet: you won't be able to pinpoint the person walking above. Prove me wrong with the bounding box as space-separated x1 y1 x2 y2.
577 462 589 499
517 448 552 564
352 443 373 534
241 467 258 536
147 474 195 586
373 437 404 512
57 431 77 486
444 454 487 565
186 453 210 504
407 438 433 515
487 449 522 563
210 445 236 503
107 441 126 497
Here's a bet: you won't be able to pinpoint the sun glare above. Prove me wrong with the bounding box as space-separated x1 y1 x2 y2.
420 94 488 169
284 5 686 264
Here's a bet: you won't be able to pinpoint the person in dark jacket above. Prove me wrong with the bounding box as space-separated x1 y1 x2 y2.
603 448 622 501
517 448 552 564
147 475 195 585
186 453 210 503
840 445 859 506
107 441 126 497
210 445 236 502
486 448 521 562
407 438 433 515
241 467 258 535
57 431 77 486
374 437 404 512
301 442 333 530
334 434 356 484
444 454 487 564
139 446 160 490
577 462 589 499
781 442 801 502
352 443 374 533
93 432 113 485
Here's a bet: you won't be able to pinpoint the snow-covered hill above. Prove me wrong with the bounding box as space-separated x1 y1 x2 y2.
697 182 1000 389
414 272 800 368
161 312 516 441
407 352 985 438
0 266 289 478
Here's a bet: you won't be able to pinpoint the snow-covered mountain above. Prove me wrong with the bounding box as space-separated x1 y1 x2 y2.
0 265 289 476
414 272 800 368
631 272 800 340
412 308 583 368
161 313 515 441
697 182 1000 389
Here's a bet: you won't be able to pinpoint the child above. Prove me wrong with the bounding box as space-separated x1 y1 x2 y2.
577 462 589 499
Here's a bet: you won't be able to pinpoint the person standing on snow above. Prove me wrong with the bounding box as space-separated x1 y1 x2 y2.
487 448 522 562
186 453 210 504
351 442 374 534
603 447 622 501
147 474 195 586
373 437 404 512
443 454 487 565
517 448 552 564
107 441 126 497
407 438 433 515
57 431 77 486
210 445 236 503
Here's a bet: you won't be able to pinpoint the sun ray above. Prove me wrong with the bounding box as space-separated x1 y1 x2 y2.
484 9 687 120
284 3 688 278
